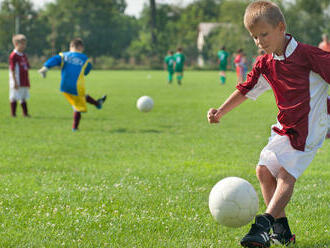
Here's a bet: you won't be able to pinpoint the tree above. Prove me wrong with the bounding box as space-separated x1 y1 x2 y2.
0 0 49 59
42 0 138 59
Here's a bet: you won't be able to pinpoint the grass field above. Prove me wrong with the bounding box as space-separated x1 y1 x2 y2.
0 69 329 247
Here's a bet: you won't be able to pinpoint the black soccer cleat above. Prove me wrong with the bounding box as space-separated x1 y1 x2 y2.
240 215 271 248
96 95 107 109
270 232 296 246
270 217 296 246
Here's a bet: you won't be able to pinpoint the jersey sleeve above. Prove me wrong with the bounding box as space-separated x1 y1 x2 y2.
305 44 330 84
44 54 62 68
84 61 92 76
236 56 271 100
9 53 18 71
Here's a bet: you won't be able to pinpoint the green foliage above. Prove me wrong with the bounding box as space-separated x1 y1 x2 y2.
0 69 329 246
0 0 330 67
284 0 330 46
0 0 50 59
41 0 138 58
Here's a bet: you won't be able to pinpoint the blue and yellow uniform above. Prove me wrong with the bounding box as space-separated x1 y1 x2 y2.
44 52 92 112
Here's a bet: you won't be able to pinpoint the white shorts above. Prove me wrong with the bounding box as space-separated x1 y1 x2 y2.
9 87 30 102
258 131 317 179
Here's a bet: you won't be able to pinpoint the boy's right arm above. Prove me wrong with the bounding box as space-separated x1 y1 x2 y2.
208 89 247 124
38 54 62 78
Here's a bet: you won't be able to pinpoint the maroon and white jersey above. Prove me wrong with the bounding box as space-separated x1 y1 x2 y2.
237 35 330 152
9 49 30 88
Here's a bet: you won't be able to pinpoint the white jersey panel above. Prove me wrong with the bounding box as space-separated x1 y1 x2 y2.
9 63 20 88
305 71 328 151
245 74 271 101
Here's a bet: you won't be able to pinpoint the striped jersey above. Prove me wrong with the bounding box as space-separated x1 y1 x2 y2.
237 34 330 152
9 50 30 87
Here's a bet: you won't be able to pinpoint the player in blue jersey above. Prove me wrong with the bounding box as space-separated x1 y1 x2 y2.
38 38 106 131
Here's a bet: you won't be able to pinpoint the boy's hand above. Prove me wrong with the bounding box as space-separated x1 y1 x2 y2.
38 66 48 78
14 83 19 89
208 108 221 124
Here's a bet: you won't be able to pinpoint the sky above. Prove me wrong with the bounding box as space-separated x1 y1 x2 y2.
31 0 196 17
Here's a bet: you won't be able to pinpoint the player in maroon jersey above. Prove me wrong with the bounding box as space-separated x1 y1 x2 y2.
9 34 30 117
208 1 329 247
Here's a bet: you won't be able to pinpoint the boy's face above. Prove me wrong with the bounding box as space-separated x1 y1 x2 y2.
247 19 286 55
15 40 27 52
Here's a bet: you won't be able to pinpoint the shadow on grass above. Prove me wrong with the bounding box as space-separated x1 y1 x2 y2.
31 115 113 121
108 128 162 134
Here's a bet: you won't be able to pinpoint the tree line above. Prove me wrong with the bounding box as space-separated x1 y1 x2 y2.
0 0 329 69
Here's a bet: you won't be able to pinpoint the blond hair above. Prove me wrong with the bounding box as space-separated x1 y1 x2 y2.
244 1 286 29
12 34 27 45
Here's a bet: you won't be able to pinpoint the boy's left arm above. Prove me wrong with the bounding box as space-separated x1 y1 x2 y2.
308 45 330 84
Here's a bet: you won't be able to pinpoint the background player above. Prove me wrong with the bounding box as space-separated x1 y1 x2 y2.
234 48 245 84
9 34 30 117
164 50 174 84
174 47 185 85
38 38 106 131
217 46 229 84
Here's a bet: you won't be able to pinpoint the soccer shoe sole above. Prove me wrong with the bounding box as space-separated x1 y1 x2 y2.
271 234 296 246
241 241 270 248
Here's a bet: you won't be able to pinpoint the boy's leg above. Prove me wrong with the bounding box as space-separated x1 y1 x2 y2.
220 70 226 84
10 101 17 117
86 95 98 106
256 166 283 216
86 94 107 109
168 72 173 83
265 167 296 218
73 111 81 131
21 101 29 117
176 72 183 85
241 166 295 247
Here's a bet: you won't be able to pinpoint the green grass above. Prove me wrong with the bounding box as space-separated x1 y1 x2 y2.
0 70 328 247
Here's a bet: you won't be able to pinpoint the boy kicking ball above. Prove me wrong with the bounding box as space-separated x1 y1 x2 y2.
208 1 330 247
39 38 106 131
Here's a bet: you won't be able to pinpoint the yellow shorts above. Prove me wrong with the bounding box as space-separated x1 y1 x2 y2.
63 92 87 112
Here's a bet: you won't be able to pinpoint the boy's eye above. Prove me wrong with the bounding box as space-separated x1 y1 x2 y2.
261 33 268 37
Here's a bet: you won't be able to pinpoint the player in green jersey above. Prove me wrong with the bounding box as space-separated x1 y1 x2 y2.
174 47 185 85
217 46 229 84
164 50 175 83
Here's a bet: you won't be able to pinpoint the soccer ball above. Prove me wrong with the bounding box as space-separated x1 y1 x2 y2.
209 177 258 228
136 96 154 112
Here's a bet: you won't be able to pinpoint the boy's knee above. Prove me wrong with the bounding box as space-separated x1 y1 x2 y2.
256 165 273 181
278 167 296 184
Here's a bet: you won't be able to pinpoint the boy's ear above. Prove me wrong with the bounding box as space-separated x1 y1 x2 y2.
278 21 286 33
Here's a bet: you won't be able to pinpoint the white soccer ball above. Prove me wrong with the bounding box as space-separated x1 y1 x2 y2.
209 177 258 228
136 96 154 112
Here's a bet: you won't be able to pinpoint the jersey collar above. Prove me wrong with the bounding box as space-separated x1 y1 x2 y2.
14 49 24 56
272 34 298 61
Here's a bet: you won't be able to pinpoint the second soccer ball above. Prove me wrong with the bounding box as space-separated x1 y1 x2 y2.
136 96 154 112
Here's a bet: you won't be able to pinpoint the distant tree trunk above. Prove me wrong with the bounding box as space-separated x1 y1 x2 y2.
149 0 157 55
